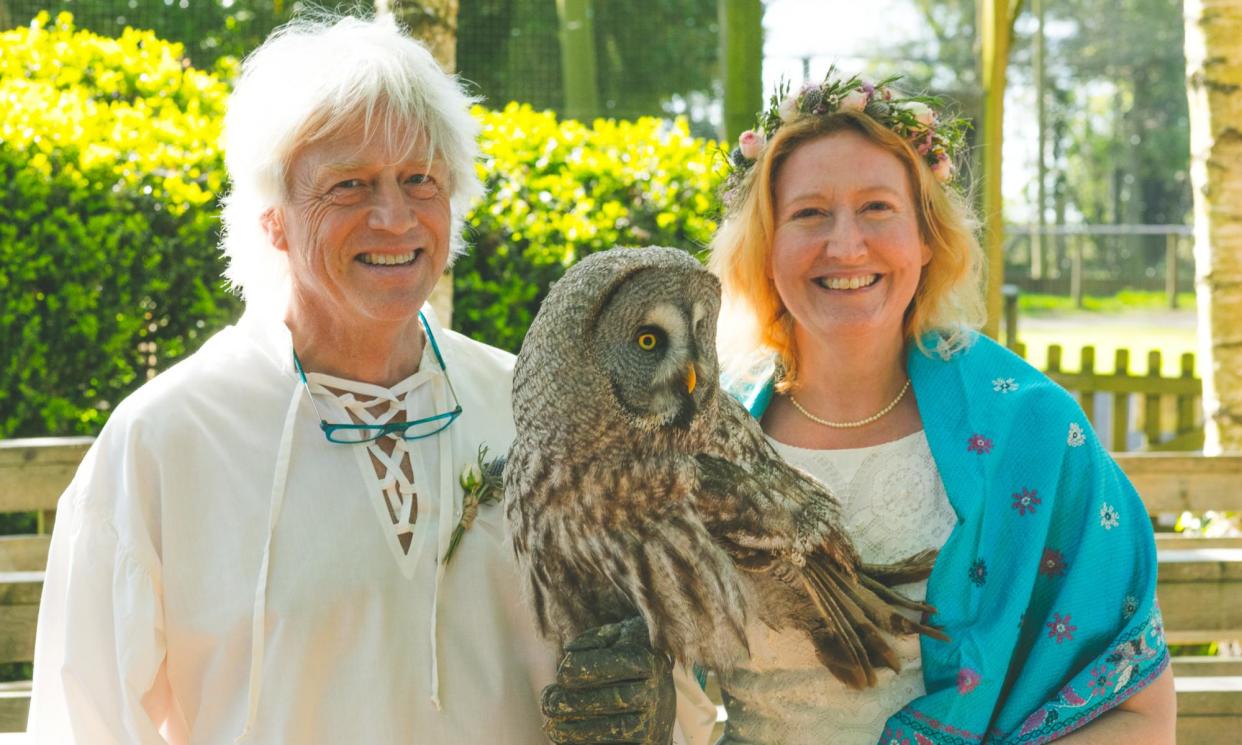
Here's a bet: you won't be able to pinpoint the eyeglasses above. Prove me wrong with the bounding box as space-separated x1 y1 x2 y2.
293 312 463 444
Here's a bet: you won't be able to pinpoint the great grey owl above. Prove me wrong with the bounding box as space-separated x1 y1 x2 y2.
505 246 945 689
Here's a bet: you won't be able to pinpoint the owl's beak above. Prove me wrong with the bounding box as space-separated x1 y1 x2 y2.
685 364 697 394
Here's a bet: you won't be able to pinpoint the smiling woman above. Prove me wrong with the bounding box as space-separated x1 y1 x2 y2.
707 72 1175 745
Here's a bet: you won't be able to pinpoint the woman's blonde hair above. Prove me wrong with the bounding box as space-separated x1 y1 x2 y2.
708 110 985 390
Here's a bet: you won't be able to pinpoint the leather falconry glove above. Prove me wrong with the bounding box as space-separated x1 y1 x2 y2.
541 615 676 745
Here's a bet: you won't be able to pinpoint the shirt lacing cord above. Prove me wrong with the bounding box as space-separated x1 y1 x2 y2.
237 369 457 741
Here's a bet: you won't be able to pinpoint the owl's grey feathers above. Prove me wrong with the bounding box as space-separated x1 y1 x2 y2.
506 246 945 689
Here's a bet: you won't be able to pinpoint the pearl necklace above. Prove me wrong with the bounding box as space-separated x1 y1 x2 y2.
788 378 911 429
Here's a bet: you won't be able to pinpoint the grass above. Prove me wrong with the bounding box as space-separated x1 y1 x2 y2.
1011 291 1199 377
1017 326 1198 376
1017 289 1196 316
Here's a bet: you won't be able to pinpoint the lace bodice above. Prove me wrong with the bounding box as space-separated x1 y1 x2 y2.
718 430 957 745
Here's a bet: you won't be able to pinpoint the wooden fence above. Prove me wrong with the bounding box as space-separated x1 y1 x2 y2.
1011 342 1204 453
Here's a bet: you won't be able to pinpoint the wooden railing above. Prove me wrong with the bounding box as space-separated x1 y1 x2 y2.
1013 343 1204 452
2 441 1240 741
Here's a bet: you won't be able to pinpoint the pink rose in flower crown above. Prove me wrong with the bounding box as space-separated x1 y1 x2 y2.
931 154 953 182
738 129 765 160
839 87 870 111
903 101 936 126
915 132 934 156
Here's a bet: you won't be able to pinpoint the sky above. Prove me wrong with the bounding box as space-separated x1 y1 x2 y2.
762 0 924 89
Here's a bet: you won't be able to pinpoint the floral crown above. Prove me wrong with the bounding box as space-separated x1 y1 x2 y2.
722 70 970 207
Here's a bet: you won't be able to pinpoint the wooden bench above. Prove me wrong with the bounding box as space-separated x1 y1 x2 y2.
2 441 1240 740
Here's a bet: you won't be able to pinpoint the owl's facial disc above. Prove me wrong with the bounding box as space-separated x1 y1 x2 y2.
606 301 709 431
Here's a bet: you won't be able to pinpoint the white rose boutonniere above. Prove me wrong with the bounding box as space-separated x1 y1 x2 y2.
443 445 505 565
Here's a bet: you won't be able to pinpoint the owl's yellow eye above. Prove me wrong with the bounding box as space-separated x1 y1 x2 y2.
637 332 659 350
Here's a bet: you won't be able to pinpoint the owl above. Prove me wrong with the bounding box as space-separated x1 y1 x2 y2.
505 246 945 689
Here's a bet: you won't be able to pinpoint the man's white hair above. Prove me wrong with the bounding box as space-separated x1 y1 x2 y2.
219 12 483 313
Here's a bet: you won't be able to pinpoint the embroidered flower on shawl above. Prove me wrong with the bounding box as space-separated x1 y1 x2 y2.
1148 603 1165 642
1107 635 1155 694
967 433 993 454
1122 594 1139 619
1012 487 1040 515
914 733 935 745
1087 664 1116 698
1047 612 1077 643
1019 707 1049 736
968 558 987 586
1067 422 1086 447
1039 547 1067 577
957 667 981 694
1108 634 1156 668
1057 683 1087 707
1099 502 1120 530
992 377 1019 393
880 726 911 745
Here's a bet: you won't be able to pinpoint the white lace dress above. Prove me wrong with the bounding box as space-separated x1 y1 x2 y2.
717 431 958 745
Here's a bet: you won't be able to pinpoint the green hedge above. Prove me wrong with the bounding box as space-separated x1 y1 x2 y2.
0 13 239 438
0 15 725 438
457 103 724 351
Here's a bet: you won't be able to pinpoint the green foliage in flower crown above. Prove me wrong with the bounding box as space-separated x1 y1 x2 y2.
456 103 725 352
0 12 239 437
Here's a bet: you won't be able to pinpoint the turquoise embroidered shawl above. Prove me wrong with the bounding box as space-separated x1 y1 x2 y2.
725 333 1168 744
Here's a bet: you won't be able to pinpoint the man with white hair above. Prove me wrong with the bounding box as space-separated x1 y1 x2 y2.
27 13 715 744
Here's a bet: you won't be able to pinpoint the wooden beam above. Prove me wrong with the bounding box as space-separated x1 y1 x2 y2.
719 0 763 142
1113 454 1242 513
978 0 1024 338
0 438 91 514
556 0 599 121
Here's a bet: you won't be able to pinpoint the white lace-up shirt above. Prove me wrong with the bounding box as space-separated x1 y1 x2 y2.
718 431 958 745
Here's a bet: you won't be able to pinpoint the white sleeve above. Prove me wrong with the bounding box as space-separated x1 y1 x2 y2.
27 469 173 744
671 663 719 745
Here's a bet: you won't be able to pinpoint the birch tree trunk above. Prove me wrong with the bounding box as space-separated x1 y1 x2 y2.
1185 0 1242 453
382 0 460 326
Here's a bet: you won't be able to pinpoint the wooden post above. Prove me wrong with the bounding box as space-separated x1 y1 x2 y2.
979 0 1025 338
1112 348 1130 450
556 0 599 121
1047 343 1063 374
1032 0 1046 281
1178 352 1198 438
1079 345 1096 424
36 510 55 536
1166 232 1179 310
719 0 763 142
388 0 459 73
1002 283 1020 349
1071 235 1084 308
1145 350 1163 448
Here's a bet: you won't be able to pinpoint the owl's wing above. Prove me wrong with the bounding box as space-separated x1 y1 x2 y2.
693 394 946 689
506 440 753 672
